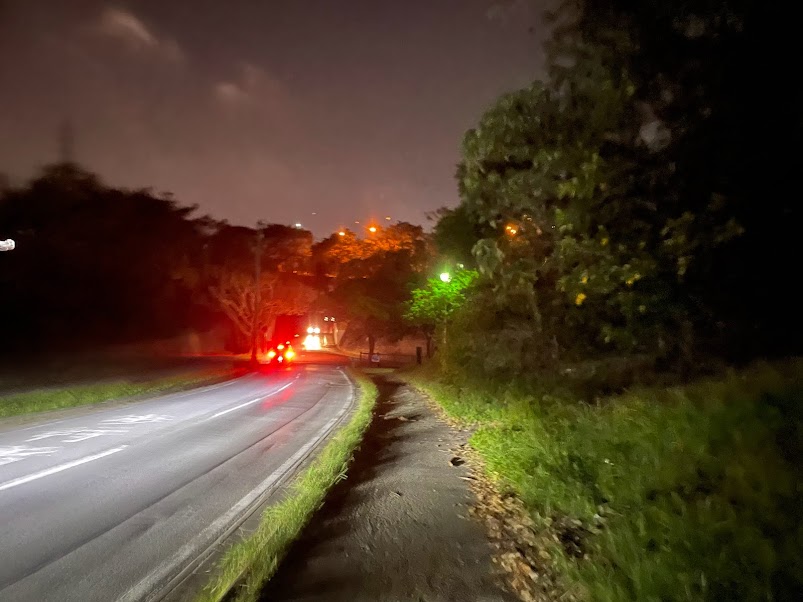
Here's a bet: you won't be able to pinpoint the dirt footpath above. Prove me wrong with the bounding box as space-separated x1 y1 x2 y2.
260 377 517 602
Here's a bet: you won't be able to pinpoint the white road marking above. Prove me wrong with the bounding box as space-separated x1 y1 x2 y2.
0 445 60 466
208 382 294 419
26 428 129 443
0 446 127 492
101 414 173 425
119 376 353 602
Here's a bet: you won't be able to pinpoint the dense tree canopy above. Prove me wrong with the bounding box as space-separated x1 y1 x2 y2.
0 163 321 354
316 222 432 353
0 164 202 351
429 0 800 378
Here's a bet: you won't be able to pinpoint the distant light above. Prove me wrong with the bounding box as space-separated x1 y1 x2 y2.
457 263 465 269
440 272 451 282
368 226 377 233
312 212 317 215
313 327 321 334
385 216 391 221
355 221 360 224
324 317 329 321
331 317 335 322
0 239 15 252
304 334 321 351
295 223 302 228
505 224 518 236
307 327 314 334
338 231 346 236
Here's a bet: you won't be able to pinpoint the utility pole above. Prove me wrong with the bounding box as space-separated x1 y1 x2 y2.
250 223 265 366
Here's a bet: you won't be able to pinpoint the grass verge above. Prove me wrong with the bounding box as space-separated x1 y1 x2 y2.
196 368 379 602
404 360 803 601
0 369 236 418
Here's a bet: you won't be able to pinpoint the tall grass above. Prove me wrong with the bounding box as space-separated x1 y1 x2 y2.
197 369 378 602
407 360 803 601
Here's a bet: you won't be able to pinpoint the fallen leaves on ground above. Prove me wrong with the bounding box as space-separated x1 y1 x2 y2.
407 381 581 602
461 444 579 602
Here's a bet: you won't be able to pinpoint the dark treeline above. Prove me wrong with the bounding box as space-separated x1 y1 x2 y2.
414 0 801 384
0 163 307 354
0 162 431 356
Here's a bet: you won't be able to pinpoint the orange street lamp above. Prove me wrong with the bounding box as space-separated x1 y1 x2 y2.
505 224 518 236
368 226 377 233
338 231 346 236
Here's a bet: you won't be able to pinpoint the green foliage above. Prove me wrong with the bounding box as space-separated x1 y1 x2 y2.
432 0 801 375
429 205 483 267
319 224 431 349
408 361 803 601
405 269 477 332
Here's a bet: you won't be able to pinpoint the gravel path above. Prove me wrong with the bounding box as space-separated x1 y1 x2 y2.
261 377 516 602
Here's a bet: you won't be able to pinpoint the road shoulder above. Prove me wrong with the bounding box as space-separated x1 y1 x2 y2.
260 376 517 602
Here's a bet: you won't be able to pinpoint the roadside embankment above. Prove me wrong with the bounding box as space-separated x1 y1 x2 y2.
405 360 803 601
196 369 379 602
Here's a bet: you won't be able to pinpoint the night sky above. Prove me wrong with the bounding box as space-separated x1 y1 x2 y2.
0 1 550 236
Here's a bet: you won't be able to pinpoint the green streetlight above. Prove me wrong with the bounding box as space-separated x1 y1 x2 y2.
439 272 451 282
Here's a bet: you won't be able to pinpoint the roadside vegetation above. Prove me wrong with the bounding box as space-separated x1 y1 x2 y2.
0 369 234 418
397 1 802 600
198 369 378 602
408 361 803 600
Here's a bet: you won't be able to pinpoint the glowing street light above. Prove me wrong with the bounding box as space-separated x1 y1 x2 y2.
368 226 377 233
295 223 303 228
505 224 518 236
385 216 391 221
338 231 346 236
440 272 451 282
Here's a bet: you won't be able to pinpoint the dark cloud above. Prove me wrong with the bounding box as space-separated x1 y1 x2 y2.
0 0 553 235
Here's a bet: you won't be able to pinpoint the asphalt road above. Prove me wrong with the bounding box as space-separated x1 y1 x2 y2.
0 355 355 602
